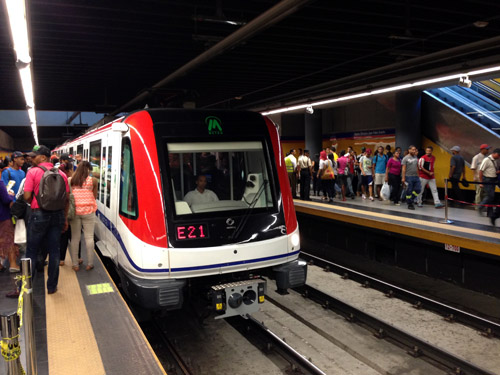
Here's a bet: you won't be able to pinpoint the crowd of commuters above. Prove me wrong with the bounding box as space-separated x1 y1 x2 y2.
0 146 98 297
285 143 500 224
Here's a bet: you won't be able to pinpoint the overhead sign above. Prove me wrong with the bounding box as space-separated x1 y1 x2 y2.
206 116 223 135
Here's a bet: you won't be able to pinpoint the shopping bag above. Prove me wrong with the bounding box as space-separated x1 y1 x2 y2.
380 182 390 200
14 219 27 245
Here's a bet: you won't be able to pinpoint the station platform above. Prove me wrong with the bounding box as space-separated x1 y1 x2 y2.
0 251 166 375
295 197 500 256
294 196 500 297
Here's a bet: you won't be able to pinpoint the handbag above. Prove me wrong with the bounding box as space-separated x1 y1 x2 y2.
14 219 26 245
321 161 335 180
10 198 28 219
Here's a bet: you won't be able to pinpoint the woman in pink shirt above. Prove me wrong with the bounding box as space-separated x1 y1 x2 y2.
69 161 98 271
385 149 402 205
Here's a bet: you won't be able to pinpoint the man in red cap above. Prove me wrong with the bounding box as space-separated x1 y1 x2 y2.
470 144 491 209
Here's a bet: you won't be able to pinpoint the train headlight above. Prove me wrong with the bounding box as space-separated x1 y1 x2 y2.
243 290 257 305
291 233 300 247
228 293 243 309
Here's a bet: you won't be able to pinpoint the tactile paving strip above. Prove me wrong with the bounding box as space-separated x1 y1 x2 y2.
44 254 106 375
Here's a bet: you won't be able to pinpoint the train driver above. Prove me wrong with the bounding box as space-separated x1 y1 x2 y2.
184 175 219 207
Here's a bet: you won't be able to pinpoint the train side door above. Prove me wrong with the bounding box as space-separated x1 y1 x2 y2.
94 135 115 260
104 132 120 261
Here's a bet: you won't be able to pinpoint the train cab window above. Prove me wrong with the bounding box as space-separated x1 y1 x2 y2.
89 140 102 201
167 141 274 216
119 138 138 218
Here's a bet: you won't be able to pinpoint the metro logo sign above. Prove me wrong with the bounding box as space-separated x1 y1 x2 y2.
206 116 223 135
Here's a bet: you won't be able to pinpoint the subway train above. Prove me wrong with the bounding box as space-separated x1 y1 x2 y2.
54 109 306 318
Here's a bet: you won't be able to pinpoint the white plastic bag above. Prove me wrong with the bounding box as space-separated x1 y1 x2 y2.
380 182 390 200
14 219 26 245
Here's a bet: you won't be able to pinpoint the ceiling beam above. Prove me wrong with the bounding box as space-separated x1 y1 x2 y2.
110 0 315 116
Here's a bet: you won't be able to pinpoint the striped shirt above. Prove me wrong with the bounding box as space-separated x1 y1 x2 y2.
73 176 97 215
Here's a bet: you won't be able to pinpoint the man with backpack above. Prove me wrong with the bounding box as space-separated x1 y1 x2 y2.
23 145 69 295
1 151 25 201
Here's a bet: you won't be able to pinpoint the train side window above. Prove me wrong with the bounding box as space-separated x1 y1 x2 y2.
76 144 83 161
106 146 112 208
119 138 138 219
100 147 106 204
89 140 102 202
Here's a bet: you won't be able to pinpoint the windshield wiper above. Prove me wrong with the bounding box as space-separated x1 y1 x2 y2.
230 179 269 241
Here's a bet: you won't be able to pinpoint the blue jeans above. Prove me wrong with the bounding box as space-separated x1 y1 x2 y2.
26 210 65 292
480 177 497 217
405 176 421 204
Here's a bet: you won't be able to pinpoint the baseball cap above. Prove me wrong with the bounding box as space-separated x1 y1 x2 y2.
27 145 51 158
480 144 491 150
493 148 500 154
450 146 460 152
50 154 59 160
11 151 23 159
60 153 74 162
365 148 372 154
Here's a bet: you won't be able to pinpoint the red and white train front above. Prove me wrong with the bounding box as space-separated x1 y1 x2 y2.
84 109 306 318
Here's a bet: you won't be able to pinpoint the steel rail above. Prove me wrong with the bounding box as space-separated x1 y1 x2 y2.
295 283 495 375
227 315 326 375
301 251 500 338
151 318 194 375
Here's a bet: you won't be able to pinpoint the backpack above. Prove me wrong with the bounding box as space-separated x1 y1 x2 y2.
321 161 335 180
35 166 67 211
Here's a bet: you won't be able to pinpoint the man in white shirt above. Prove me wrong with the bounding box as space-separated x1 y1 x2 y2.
297 149 313 200
184 175 219 206
470 144 490 207
479 148 500 224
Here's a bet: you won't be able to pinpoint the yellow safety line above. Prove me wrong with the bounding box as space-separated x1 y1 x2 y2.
295 201 500 256
96 253 168 375
45 252 106 375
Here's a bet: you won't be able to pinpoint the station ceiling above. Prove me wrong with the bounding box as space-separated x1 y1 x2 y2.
1 0 500 117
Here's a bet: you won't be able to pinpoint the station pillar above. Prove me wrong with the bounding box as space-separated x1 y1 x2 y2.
305 110 322 155
395 91 421 150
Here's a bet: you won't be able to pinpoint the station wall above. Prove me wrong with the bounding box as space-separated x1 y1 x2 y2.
279 94 398 156
0 129 14 159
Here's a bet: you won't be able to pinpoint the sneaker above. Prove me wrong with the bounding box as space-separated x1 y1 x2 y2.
369 196 374 201
417 203 423 207
408 204 415 210
362 194 366 200
435 203 444 208
395 202 401 206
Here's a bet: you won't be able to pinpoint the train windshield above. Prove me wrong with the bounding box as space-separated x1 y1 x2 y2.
167 141 275 216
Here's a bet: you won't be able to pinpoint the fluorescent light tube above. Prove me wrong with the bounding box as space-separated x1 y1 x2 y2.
5 0 31 64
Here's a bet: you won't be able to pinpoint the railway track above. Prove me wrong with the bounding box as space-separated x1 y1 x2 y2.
145 311 327 375
300 251 500 338
227 315 326 375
